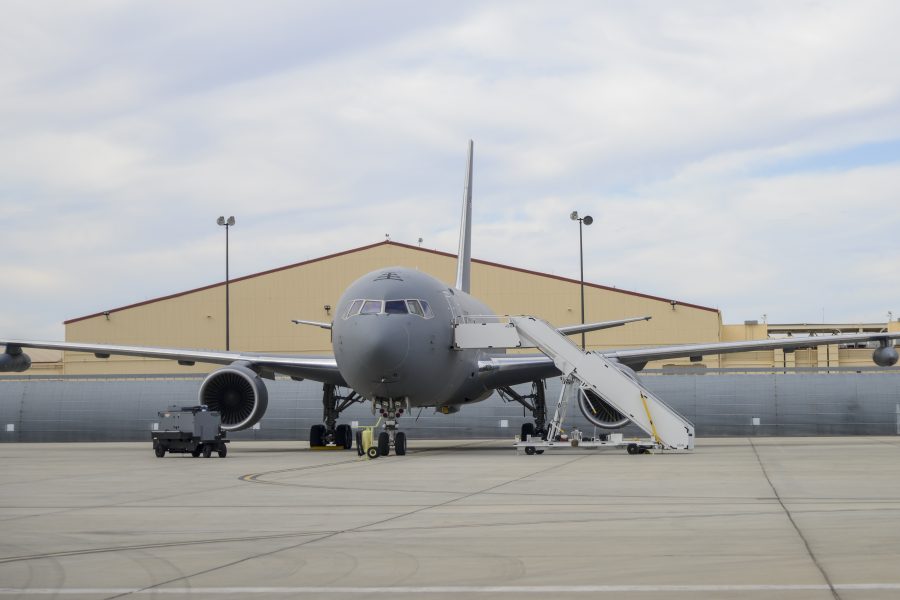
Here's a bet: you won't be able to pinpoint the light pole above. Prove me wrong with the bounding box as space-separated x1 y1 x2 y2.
570 211 593 350
217 216 235 350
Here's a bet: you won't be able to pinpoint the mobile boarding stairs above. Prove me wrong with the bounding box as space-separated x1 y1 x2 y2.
454 316 694 453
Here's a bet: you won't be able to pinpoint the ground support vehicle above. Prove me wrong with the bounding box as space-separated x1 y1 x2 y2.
151 405 229 458
514 430 663 455
355 420 382 459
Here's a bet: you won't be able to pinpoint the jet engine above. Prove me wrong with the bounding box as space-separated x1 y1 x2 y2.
578 388 630 429
198 363 268 431
873 345 899 367
0 347 31 373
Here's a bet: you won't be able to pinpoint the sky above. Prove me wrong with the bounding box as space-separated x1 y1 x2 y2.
2 0 899 341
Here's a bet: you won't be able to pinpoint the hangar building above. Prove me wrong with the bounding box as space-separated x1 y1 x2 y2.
22 240 899 375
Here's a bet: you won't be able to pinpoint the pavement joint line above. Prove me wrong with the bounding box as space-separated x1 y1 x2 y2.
3 584 900 594
748 438 841 600
0 530 337 565
99 452 589 600
99 533 342 600
236 440 489 484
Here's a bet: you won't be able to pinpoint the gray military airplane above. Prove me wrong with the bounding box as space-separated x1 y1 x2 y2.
3 141 899 455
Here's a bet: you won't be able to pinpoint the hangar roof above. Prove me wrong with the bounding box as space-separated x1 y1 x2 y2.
64 240 718 325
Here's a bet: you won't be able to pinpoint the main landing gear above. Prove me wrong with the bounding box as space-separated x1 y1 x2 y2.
309 384 364 450
498 380 547 443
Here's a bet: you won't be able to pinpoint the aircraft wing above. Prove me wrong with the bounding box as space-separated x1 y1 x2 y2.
478 331 900 388
557 316 651 336
0 339 345 385
606 332 900 368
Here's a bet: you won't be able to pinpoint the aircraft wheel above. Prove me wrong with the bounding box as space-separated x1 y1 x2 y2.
366 446 379 459
336 424 353 449
202 444 212 458
356 430 364 456
378 432 390 457
525 446 536 455
521 422 535 441
218 444 227 458
155 445 165 458
395 432 407 456
309 424 326 447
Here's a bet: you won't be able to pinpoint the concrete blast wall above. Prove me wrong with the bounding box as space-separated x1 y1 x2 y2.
1 372 898 442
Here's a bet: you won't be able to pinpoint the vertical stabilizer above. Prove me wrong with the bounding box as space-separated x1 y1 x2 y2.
455 140 474 293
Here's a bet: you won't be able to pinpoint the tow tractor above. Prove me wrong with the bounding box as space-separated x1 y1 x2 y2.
152 405 228 458
355 418 382 459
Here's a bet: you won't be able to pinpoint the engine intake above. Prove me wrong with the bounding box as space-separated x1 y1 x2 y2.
578 388 630 429
873 345 899 367
199 363 268 431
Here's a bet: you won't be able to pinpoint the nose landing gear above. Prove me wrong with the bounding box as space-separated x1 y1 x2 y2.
373 397 407 456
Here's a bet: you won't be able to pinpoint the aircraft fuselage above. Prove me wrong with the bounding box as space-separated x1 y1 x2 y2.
332 267 500 409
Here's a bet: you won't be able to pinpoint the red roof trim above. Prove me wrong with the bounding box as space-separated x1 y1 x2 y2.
65 240 717 324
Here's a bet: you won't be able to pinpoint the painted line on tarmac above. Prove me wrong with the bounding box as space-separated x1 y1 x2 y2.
3 584 900 594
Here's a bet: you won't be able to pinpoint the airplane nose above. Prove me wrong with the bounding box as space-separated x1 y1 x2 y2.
357 324 410 380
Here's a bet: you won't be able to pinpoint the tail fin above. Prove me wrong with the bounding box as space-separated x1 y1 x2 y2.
455 140 474 293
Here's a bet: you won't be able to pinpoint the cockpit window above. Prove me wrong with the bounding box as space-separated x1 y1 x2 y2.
345 299 364 318
360 300 383 315
344 299 433 319
384 300 408 314
406 299 425 317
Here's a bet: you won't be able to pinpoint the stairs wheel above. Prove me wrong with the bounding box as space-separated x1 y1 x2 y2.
627 443 639 455
525 446 536 455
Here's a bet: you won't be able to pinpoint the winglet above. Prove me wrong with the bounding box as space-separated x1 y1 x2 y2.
455 140 474 293
557 316 652 336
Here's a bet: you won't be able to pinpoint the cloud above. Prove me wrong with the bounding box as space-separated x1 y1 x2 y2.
2 1 899 340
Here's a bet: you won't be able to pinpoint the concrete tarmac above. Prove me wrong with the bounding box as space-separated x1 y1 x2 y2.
2 437 900 599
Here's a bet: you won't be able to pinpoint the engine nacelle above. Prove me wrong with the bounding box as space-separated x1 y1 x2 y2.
873 345 899 367
199 363 269 431
578 388 630 429
0 347 31 373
